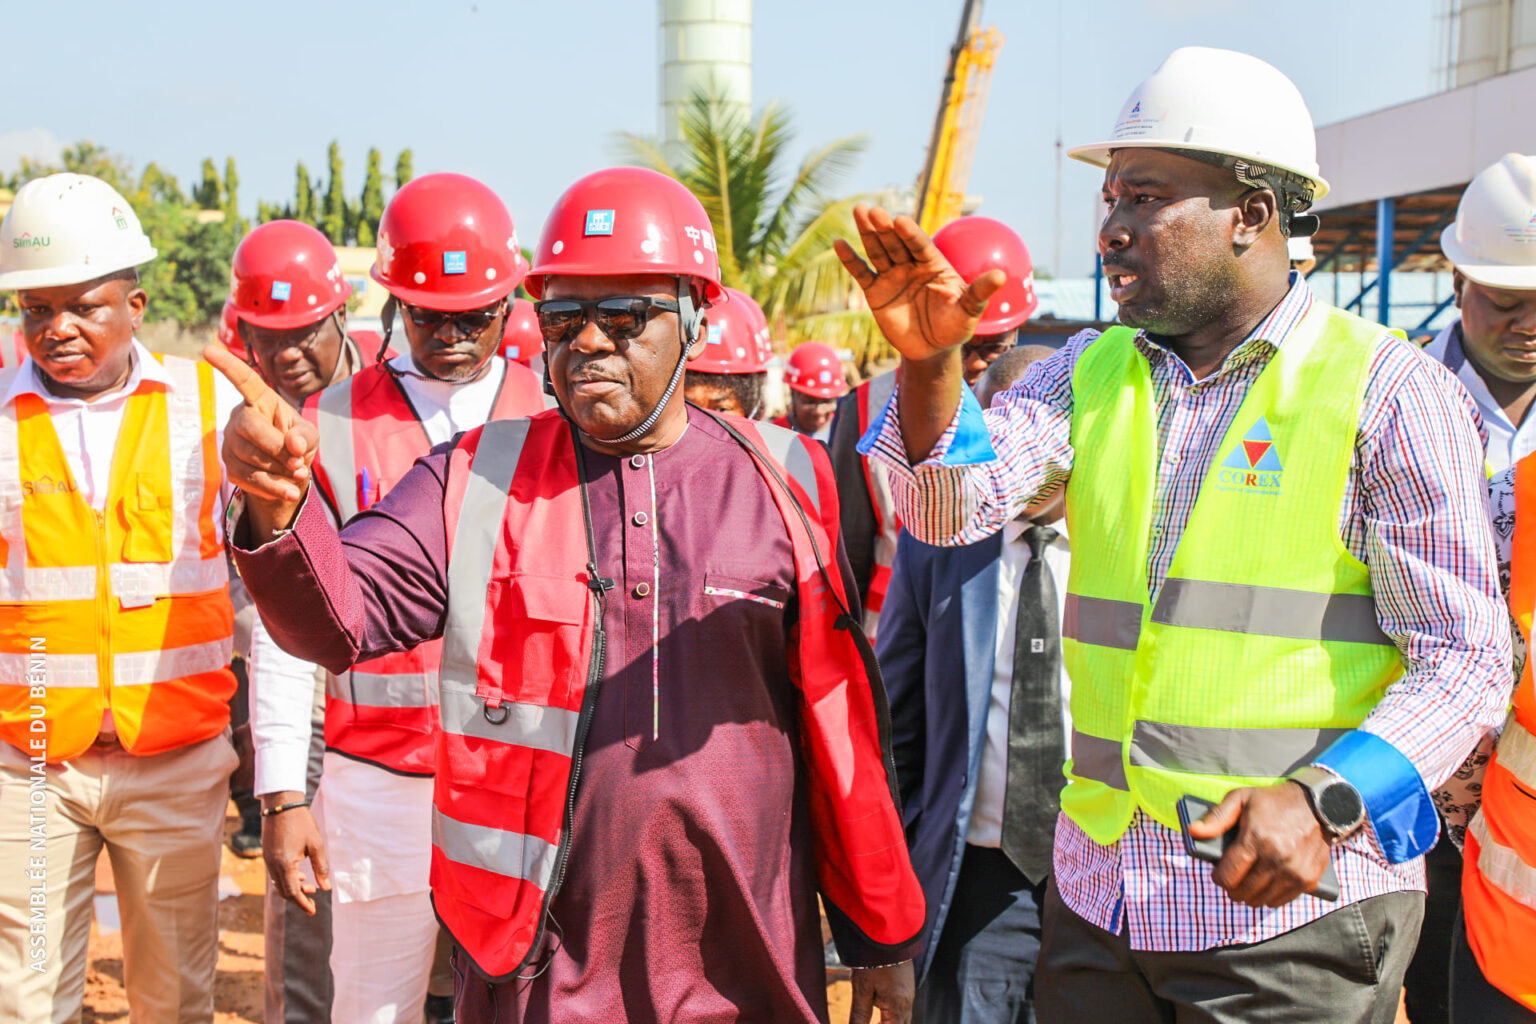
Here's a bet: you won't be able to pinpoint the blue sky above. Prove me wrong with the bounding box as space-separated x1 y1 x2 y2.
6 0 1440 278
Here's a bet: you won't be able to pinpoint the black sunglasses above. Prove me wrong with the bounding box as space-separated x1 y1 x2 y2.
401 301 505 336
534 296 681 346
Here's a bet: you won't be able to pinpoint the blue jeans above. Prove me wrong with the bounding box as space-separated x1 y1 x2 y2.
918 844 1046 1024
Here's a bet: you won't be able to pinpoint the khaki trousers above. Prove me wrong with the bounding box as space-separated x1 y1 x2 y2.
0 731 236 1024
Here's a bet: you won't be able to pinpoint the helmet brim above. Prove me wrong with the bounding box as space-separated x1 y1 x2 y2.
975 293 1039 336
1067 140 1331 201
235 286 352 330
370 263 522 311
0 249 157 292
525 266 727 306
1441 226 1536 291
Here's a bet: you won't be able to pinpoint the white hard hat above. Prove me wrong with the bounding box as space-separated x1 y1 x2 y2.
1287 235 1315 262
1069 46 1329 200
1441 154 1536 291
0 173 157 291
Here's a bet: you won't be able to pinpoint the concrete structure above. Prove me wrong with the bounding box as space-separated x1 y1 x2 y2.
1438 0 1536 88
658 0 752 155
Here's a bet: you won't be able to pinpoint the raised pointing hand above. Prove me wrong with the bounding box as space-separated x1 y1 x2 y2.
203 343 317 511
833 204 1007 363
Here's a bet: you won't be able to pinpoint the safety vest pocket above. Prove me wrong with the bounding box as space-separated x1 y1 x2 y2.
483 574 591 708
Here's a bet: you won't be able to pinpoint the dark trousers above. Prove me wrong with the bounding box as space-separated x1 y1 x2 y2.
1450 910 1536 1023
1405 839 1461 1023
1035 880 1423 1024
918 844 1047 1024
263 710 334 1023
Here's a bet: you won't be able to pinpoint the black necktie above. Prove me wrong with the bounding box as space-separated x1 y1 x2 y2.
1000 524 1066 884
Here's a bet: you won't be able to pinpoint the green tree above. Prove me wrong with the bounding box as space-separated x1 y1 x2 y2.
139 163 185 205
616 86 880 366
320 141 348 244
293 162 316 226
191 158 222 210
223 157 241 221
395 148 414 189
357 147 385 247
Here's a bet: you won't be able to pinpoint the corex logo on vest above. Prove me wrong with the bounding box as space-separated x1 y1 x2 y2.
1216 417 1282 495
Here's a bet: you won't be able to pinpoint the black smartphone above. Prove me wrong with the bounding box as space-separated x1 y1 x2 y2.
1176 794 1339 902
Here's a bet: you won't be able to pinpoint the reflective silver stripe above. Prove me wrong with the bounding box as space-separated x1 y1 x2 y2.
317 378 359 523
1470 811 1536 911
440 419 530 697
1128 720 1347 779
755 421 821 520
438 687 581 752
328 670 440 709
1071 729 1128 790
0 652 98 687
1495 715 1536 791
110 557 228 599
1152 579 1391 645
1063 594 1142 651
113 637 232 685
432 808 559 886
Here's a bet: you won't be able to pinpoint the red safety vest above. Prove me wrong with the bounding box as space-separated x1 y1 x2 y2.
853 371 901 638
771 412 792 430
433 409 925 979
304 358 545 774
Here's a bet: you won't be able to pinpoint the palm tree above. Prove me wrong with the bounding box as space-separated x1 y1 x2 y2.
616 87 890 371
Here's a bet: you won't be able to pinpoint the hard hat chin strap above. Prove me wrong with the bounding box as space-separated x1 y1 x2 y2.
600 277 703 446
1171 149 1320 238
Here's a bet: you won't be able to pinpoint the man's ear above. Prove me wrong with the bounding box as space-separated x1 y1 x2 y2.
687 313 708 360
127 286 148 331
1452 269 1467 309
1232 189 1278 248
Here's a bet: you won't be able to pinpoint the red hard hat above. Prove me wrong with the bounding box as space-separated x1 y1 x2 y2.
692 287 767 375
932 216 1038 335
218 300 248 361
784 342 845 399
727 289 774 366
370 172 527 312
501 298 542 364
524 167 725 305
229 220 351 330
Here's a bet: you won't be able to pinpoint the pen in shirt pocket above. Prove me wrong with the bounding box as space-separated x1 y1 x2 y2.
359 467 373 512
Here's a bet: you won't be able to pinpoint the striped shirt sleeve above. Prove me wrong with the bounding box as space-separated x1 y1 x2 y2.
859 330 1098 547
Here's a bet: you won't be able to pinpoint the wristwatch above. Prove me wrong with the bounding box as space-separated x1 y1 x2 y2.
1289 766 1366 843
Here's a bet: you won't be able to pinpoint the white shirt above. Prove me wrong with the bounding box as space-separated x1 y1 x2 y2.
1 343 242 732
249 354 510 902
965 517 1073 847
1425 321 1534 473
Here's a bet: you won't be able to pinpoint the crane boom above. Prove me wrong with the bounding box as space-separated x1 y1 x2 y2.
915 1 1004 236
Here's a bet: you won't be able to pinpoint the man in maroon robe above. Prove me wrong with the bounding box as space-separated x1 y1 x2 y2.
213 167 922 1024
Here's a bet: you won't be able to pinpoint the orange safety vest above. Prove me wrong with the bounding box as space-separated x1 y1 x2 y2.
433 409 925 979
852 371 901 638
0 356 234 762
1465 452 1536 1008
304 359 545 774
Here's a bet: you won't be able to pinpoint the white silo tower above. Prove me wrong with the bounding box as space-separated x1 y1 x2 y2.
658 0 753 154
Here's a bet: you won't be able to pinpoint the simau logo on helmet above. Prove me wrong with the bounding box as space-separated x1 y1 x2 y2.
1216 417 1283 494
443 251 468 275
111 207 128 230
270 280 292 301
584 210 615 236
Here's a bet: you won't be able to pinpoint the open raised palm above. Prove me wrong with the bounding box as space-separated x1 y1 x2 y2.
833 204 1006 362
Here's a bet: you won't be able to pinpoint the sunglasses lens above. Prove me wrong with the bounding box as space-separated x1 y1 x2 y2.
594 298 649 342
455 311 496 334
536 302 584 344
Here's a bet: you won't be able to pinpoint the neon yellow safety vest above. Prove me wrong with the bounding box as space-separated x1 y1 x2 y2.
1061 304 1406 844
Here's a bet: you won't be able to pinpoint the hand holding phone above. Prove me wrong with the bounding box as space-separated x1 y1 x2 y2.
1177 794 1338 902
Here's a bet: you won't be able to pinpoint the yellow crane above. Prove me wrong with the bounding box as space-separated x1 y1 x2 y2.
915 0 1004 236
